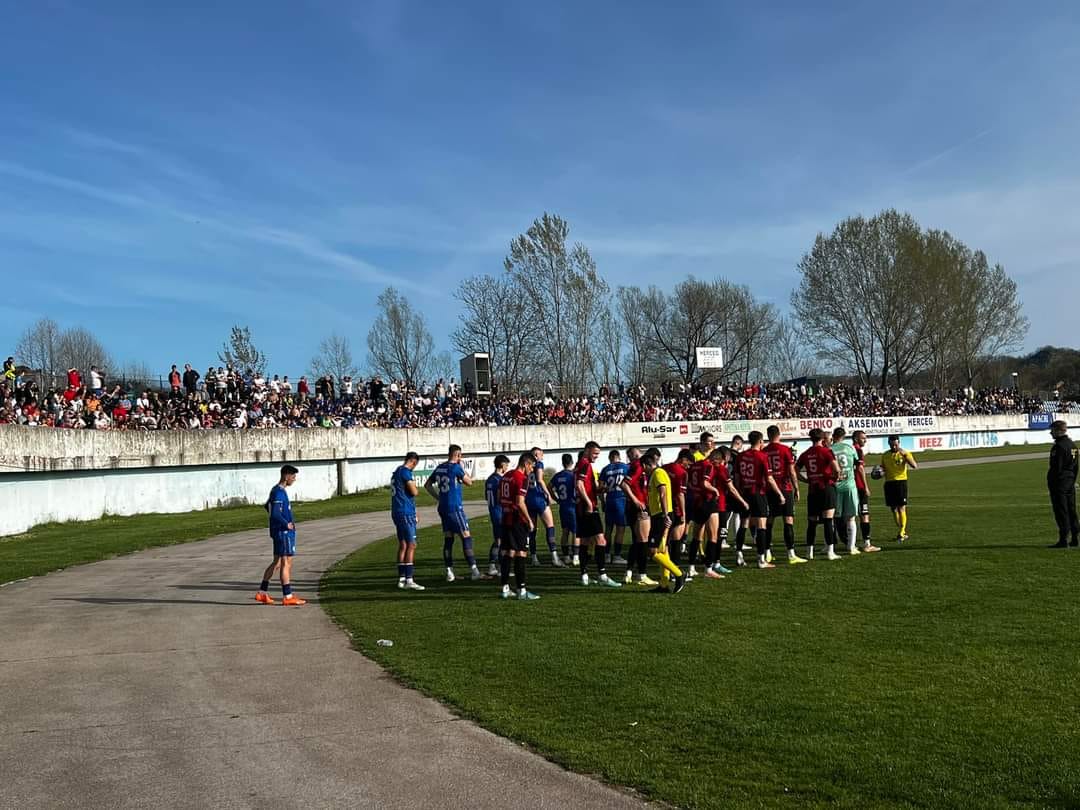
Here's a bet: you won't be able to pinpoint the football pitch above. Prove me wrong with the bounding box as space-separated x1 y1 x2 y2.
322 458 1080 809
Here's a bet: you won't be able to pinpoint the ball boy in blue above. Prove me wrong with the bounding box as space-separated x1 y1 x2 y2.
424 444 480 582
391 452 424 591
485 454 511 576
255 464 305 606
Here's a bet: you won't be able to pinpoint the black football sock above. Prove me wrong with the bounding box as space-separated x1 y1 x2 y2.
705 540 717 566
806 522 817 551
755 527 767 557
784 523 795 551
595 545 607 576
500 555 511 587
824 520 837 549
579 548 590 575
687 538 699 565
514 556 526 590
735 527 747 553
861 522 871 541
765 523 774 552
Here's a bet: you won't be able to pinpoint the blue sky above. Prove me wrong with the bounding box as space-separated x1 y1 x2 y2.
2 1 1078 379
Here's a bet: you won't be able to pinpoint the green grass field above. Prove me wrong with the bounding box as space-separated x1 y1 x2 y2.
322 459 1080 809
0 482 482 586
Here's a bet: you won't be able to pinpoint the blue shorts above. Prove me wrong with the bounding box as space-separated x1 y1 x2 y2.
439 507 470 536
526 497 549 517
559 508 577 534
488 512 503 542
271 530 296 557
393 513 417 544
605 501 627 528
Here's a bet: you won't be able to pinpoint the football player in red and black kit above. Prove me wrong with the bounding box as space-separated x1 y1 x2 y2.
735 431 786 569
574 441 622 588
498 452 540 600
621 447 655 586
765 425 806 564
851 430 881 552
796 428 843 561
663 448 694 571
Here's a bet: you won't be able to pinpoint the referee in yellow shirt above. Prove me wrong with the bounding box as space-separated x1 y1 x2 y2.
643 451 687 593
881 434 918 542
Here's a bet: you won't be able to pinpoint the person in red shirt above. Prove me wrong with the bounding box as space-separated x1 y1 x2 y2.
574 441 621 588
686 451 717 578
851 430 881 553
735 430 785 569
765 425 806 565
67 368 81 389
620 447 654 585
662 449 694 572
499 452 539 600
796 428 843 560
690 447 747 579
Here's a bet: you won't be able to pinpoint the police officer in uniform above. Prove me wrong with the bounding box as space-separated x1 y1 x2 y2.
1047 420 1079 548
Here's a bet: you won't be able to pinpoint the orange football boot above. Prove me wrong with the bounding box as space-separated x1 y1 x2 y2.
281 594 306 606
255 591 275 605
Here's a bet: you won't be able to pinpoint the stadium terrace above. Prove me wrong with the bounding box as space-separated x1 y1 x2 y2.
1 359 1066 431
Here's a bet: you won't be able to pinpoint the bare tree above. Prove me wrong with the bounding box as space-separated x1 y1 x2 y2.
366 286 434 385
624 277 774 387
56 326 113 383
310 333 358 383
767 316 815 381
117 360 156 390
504 213 604 393
219 325 268 376
15 317 62 386
594 305 624 390
920 230 1027 387
616 287 653 387
451 274 528 391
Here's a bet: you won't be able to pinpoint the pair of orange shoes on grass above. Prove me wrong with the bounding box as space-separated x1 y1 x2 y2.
255 591 306 606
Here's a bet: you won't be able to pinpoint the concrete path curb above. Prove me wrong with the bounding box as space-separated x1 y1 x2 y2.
0 504 647 810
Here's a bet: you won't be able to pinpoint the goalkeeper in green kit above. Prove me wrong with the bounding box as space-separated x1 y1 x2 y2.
830 427 862 555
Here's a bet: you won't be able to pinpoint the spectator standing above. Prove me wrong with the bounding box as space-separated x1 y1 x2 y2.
168 365 182 396
182 364 199 396
89 365 104 396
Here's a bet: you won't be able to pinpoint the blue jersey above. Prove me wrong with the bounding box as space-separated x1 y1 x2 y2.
549 469 576 510
600 462 628 507
390 465 416 517
526 459 546 503
266 484 293 537
485 472 503 521
431 460 466 511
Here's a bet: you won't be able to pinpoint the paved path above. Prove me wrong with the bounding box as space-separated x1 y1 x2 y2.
0 504 646 810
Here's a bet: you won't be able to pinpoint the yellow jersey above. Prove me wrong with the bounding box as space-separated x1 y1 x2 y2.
881 450 916 481
692 449 706 462
647 467 673 515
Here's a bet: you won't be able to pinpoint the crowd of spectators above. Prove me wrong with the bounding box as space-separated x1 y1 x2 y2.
1 355 1068 432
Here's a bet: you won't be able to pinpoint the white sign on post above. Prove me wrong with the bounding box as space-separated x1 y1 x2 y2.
695 347 724 369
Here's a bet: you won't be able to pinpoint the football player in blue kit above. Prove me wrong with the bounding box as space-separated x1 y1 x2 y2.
424 444 480 582
526 447 565 567
549 453 578 562
599 449 629 565
391 452 425 591
485 454 510 576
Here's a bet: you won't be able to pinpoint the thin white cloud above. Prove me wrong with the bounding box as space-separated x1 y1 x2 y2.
0 158 424 293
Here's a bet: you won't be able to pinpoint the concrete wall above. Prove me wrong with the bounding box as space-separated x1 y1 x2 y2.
3 414 1075 537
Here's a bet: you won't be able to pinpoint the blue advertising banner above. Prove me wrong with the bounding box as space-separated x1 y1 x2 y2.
1028 413 1053 430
